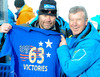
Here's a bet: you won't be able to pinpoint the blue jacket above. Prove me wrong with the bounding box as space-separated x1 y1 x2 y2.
57 22 100 77
8 9 15 25
91 15 100 30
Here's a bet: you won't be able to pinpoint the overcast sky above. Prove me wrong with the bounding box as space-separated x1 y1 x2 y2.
8 0 100 22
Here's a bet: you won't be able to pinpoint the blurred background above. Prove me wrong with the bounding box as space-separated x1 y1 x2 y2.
8 0 100 22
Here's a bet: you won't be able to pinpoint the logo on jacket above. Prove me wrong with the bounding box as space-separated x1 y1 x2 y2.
72 49 86 61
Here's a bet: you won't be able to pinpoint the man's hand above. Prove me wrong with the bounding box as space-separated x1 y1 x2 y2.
0 23 12 33
59 35 67 47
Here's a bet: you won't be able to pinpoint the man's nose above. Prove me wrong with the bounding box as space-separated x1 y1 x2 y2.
73 20 77 25
46 16 51 21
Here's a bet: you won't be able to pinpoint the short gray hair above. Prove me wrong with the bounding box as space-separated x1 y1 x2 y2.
69 6 88 20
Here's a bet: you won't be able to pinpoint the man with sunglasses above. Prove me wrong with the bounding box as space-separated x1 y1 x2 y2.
0 0 69 77
29 0 69 35
0 0 69 36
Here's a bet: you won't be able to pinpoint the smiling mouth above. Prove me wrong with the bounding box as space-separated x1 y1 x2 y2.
74 27 78 29
45 22 52 26
73 27 79 31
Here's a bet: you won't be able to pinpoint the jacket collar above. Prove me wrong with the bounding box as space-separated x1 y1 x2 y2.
12 25 61 36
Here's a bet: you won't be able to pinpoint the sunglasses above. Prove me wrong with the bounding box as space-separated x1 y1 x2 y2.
40 10 57 14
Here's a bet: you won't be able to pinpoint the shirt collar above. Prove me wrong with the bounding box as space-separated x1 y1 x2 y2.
13 25 61 36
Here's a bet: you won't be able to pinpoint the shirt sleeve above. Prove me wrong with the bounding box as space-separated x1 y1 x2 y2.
0 32 12 57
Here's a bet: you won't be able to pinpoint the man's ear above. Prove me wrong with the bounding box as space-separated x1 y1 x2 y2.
85 19 88 26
